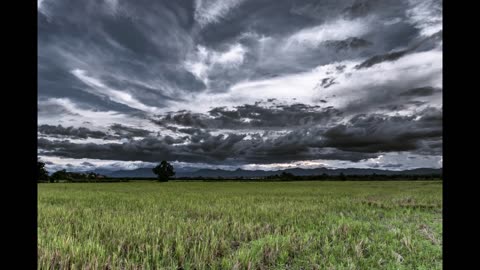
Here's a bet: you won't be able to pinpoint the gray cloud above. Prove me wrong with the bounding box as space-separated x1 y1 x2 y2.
355 30 442 69
38 131 375 164
398 86 440 97
38 106 441 165
38 0 442 170
154 103 342 130
108 124 152 138
38 125 108 139
322 107 442 154
324 37 372 52
355 49 410 69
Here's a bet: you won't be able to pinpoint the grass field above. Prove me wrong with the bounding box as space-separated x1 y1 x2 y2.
38 181 442 269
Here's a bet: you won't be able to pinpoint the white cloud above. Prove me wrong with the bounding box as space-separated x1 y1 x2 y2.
71 69 160 114
38 98 158 132
316 49 443 111
173 47 442 116
406 0 442 37
360 152 443 170
179 60 344 112
194 0 246 27
242 160 331 171
240 152 442 171
214 43 246 64
186 61 209 84
285 18 371 49
383 17 402 26
184 43 247 86
38 0 51 17
184 46 210 85
39 136 122 145
39 156 157 172
39 152 442 172
38 98 194 142
39 98 125 127
104 0 119 13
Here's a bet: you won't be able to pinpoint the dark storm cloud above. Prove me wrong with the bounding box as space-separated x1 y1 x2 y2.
185 0 435 93
38 0 442 169
236 107 442 162
196 0 407 44
323 37 372 52
378 101 427 112
38 100 76 117
342 0 412 20
38 0 205 113
355 30 442 69
109 124 151 138
355 49 410 69
37 130 375 164
38 0 441 103
322 107 442 154
38 134 247 164
38 125 108 139
38 107 441 164
196 0 322 45
154 103 342 129
337 92 438 118
38 123 154 141
38 0 441 104
398 87 440 97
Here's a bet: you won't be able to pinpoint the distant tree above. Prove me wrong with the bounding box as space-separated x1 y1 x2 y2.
87 172 98 179
280 172 295 180
51 169 71 182
319 173 328 180
339 172 346 181
37 160 49 182
152 161 175 182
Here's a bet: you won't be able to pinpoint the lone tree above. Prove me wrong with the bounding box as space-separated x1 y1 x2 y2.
37 160 49 182
152 161 175 182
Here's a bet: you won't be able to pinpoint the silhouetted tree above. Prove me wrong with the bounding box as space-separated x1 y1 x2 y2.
88 172 99 179
339 172 346 181
280 172 295 180
51 169 71 182
152 161 175 182
37 160 49 182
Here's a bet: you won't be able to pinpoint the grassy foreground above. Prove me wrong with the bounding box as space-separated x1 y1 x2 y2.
38 181 442 269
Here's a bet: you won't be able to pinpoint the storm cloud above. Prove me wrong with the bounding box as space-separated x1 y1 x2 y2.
38 125 108 139
38 0 442 171
154 102 342 130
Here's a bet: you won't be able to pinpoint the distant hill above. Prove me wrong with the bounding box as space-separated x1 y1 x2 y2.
95 167 442 178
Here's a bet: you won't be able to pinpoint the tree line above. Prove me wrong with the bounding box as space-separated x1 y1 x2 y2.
174 172 442 181
37 161 111 183
38 160 441 183
37 160 175 182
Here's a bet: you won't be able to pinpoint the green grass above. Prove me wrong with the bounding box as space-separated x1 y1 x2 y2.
38 181 442 269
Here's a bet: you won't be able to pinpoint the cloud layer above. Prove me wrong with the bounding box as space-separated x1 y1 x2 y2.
38 0 442 172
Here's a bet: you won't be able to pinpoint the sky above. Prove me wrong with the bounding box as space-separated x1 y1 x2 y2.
38 0 442 172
